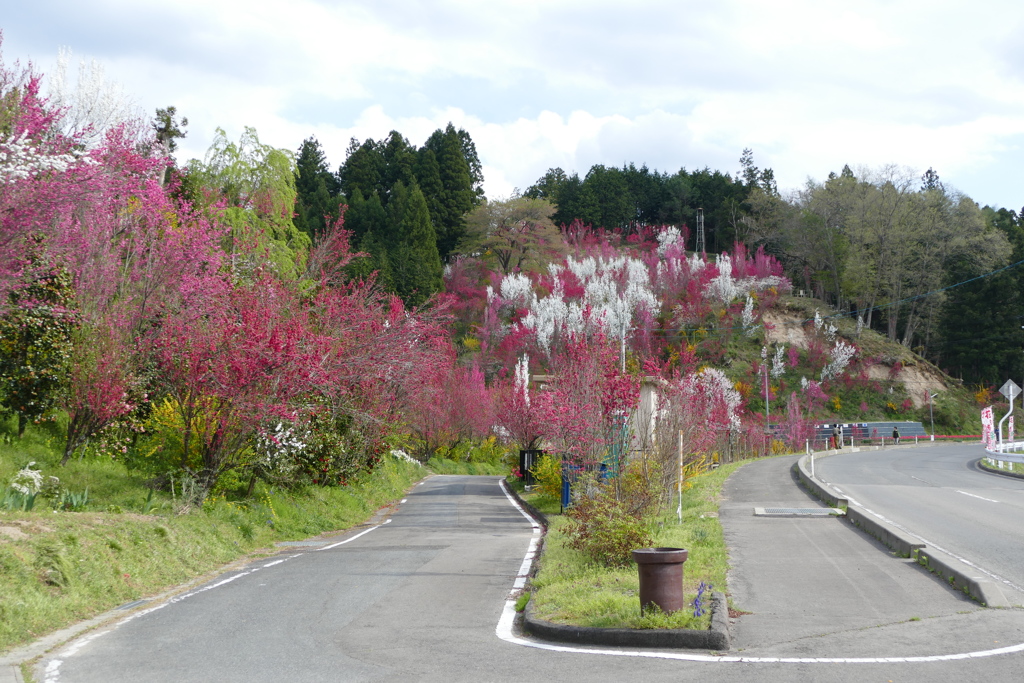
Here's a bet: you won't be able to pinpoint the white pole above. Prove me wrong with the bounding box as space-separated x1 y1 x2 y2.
677 430 683 524
810 453 815 478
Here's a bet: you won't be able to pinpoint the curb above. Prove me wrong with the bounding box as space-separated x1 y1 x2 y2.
845 506 924 558
915 547 1011 608
794 451 1012 608
977 458 1024 481
522 592 730 651
503 481 549 529
794 455 848 508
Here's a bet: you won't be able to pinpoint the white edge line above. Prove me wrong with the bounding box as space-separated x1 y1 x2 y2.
317 521 387 551
495 480 1024 664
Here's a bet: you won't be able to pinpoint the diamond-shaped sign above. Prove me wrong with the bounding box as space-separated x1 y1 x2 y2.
1000 379 1021 400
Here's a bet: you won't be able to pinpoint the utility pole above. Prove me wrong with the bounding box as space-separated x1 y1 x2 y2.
696 208 705 255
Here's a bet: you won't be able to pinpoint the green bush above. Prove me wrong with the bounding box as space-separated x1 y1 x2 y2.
563 482 653 568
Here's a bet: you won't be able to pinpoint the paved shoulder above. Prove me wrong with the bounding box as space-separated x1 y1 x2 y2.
722 455 990 656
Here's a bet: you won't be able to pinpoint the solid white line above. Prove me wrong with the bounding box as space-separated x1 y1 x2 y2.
958 490 1000 503
317 521 387 551
494 481 1024 664
828 482 1024 595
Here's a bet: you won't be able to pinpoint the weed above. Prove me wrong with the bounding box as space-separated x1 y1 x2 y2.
515 592 531 612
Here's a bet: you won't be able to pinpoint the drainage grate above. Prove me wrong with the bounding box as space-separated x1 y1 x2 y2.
753 507 844 517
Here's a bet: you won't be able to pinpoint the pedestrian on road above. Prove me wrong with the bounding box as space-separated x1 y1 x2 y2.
893 426 900 445
837 425 843 449
832 425 840 449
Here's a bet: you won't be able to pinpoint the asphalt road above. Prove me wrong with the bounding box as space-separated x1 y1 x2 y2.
816 442 1024 602
33 470 1024 682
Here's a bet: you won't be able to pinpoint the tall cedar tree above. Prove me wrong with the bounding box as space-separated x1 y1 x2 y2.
385 182 443 307
423 124 476 260
294 136 340 241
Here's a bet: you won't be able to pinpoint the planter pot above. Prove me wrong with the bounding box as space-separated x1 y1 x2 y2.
632 547 688 615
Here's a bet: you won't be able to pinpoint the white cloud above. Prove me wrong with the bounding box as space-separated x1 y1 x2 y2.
4 0 1024 207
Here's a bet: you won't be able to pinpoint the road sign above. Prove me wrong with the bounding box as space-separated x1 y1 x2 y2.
1000 379 1021 401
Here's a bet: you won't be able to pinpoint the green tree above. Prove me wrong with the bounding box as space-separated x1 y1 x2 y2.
461 194 562 273
423 124 476 260
189 127 311 279
294 136 340 242
385 182 443 306
0 251 78 437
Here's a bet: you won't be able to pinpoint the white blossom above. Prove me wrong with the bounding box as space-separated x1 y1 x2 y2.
821 340 856 382
657 226 682 255
742 296 756 334
10 462 43 496
771 345 786 378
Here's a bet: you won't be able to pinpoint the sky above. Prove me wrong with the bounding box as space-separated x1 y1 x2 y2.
3 0 1024 209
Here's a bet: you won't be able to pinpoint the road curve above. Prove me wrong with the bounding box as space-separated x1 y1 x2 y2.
816 442 1024 601
35 472 1024 683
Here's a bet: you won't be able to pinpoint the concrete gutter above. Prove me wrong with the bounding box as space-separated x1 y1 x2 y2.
794 451 1011 608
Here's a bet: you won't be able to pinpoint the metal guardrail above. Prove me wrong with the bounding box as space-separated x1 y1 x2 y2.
985 441 1024 464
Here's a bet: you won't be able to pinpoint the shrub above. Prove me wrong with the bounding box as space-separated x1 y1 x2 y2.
530 455 562 500
563 481 653 568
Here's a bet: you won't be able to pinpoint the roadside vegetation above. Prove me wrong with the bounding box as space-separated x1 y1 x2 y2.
522 460 741 630
0 421 426 654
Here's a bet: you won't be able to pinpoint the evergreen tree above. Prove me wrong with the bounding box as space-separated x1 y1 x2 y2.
423 124 476 260
385 182 443 307
0 249 78 437
294 136 340 241
937 207 1024 383
342 187 387 250
337 137 384 201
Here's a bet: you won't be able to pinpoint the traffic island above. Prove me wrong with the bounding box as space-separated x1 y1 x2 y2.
521 592 731 650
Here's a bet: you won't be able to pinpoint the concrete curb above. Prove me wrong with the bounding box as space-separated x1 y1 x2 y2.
503 481 549 529
522 592 730 651
978 458 1024 481
794 454 848 509
845 506 924 558
914 547 1011 608
794 450 1012 609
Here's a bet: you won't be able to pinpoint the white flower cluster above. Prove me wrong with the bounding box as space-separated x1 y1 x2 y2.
771 345 787 378
10 462 43 495
656 226 682 256
511 255 658 355
0 133 92 183
812 310 837 341
499 272 533 304
253 423 306 470
698 367 742 429
741 296 756 335
706 253 785 304
820 340 856 382
800 376 809 391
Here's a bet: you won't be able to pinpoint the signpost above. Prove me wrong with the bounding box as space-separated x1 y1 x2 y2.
998 379 1021 444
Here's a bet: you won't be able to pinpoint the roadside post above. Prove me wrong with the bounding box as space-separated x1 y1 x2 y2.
997 379 1021 445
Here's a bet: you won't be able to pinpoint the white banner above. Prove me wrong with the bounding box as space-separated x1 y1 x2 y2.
982 406 995 449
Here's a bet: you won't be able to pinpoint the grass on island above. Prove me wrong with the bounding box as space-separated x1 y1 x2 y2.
524 460 743 631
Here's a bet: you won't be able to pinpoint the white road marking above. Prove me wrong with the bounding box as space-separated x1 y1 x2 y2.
317 520 389 550
401 498 408 504
958 490 1000 503
42 553 304 682
495 480 1024 664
